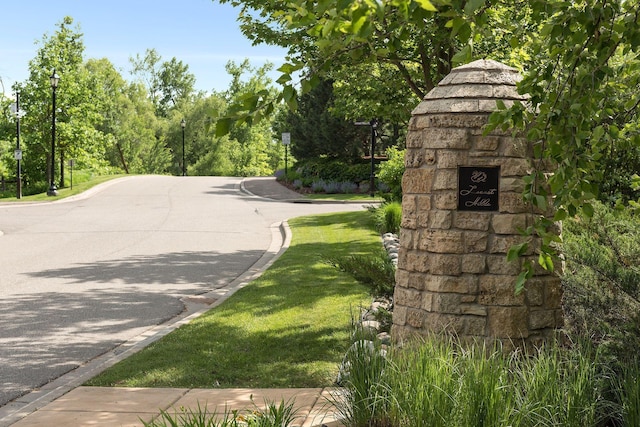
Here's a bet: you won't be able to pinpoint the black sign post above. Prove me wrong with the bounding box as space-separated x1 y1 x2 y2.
457 166 500 211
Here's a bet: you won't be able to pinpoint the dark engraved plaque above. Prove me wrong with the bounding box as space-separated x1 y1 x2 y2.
457 166 500 211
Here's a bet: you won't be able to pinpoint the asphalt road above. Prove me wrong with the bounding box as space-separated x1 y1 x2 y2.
0 175 367 407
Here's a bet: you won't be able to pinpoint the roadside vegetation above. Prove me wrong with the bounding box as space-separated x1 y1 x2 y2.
105 200 640 427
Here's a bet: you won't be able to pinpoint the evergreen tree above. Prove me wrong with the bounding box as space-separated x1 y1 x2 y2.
284 78 362 162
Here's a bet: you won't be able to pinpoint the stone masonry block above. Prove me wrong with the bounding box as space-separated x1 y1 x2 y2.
407 272 429 291
502 137 530 157
399 228 416 251
479 275 525 306
433 169 458 191
416 196 432 228
423 127 472 149
529 309 557 330
544 276 563 309
437 151 468 168
487 306 529 338
472 135 501 151
501 158 532 177
464 231 488 252
406 308 426 329
462 254 487 274
492 214 528 235
421 292 434 311
395 268 410 289
499 192 528 213
434 191 458 210
396 287 423 309
419 229 465 254
421 114 490 129
392 305 407 326
461 305 487 317
408 116 424 131
427 254 462 276
428 210 452 229
406 130 425 148
401 196 417 229
406 149 436 168
500 177 526 193
523 277 544 306
464 315 487 335
424 274 476 294
432 293 463 314
490 234 528 254
430 312 467 334
487 255 522 275
402 168 435 194
404 251 430 273
454 212 491 231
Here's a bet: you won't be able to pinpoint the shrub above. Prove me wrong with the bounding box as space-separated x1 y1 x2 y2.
292 179 303 190
372 202 402 234
340 182 358 194
324 247 396 299
311 180 326 193
562 201 640 371
376 147 405 202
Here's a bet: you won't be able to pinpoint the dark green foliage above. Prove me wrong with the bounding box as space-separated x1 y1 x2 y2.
282 78 364 162
376 147 405 202
325 248 396 300
562 202 640 371
295 158 370 184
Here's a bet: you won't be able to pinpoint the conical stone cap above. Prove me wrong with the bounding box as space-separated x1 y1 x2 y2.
412 59 527 115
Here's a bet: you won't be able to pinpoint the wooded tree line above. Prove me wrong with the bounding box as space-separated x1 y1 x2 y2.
0 16 287 194
2 1 640 217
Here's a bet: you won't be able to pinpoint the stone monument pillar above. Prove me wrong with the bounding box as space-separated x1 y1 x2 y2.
392 59 563 349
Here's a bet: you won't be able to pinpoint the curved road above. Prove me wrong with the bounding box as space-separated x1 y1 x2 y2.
0 176 366 408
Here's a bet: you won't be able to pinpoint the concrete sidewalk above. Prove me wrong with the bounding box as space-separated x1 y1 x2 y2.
9 387 344 426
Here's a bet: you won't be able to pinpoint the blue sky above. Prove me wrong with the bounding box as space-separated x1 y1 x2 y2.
0 0 288 95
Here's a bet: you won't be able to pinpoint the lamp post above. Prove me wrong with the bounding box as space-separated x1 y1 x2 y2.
369 119 378 197
180 118 186 176
355 119 378 197
10 92 25 199
47 70 60 196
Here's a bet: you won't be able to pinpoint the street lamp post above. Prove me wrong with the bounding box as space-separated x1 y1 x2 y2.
47 70 60 196
369 119 378 197
180 118 186 176
11 92 24 199
355 119 378 197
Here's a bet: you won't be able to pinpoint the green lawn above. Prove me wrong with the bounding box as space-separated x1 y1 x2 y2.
87 210 377 388
0 173 127 202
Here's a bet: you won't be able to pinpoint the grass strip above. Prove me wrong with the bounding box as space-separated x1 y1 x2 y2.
0 173 127 202
87 210 376 388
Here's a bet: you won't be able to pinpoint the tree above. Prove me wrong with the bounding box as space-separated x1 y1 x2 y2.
86 58 169 174
215 0 528 135
281 78 363 162
130 48 196 117
15 16 106 188
486 0 640 288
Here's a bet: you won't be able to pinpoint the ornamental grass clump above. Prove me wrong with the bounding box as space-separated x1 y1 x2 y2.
334 334 627 427
143 399 299 427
